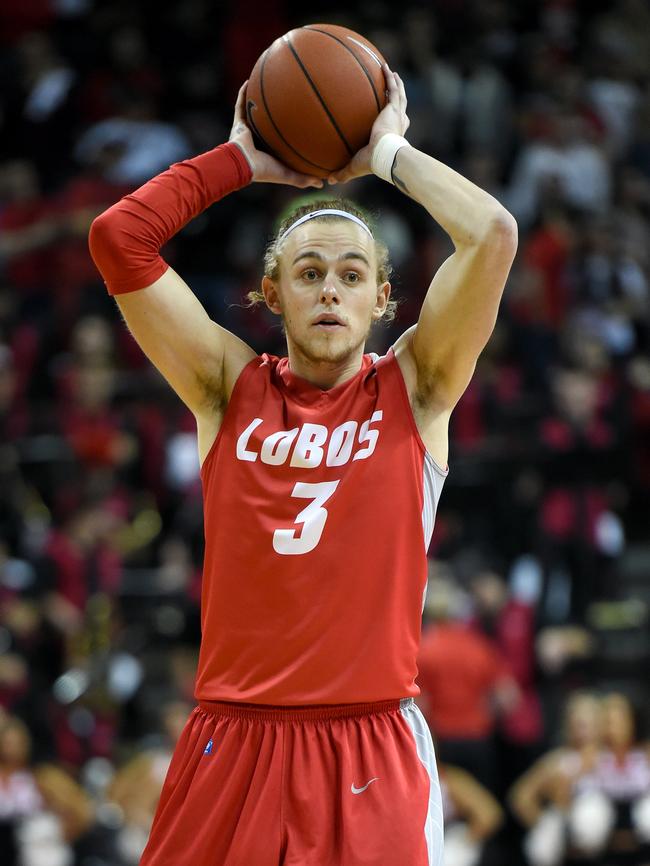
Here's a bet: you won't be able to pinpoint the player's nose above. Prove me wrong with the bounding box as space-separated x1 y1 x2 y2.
320 279 339 303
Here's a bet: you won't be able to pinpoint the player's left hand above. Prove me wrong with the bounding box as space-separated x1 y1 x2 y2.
327 65 409 185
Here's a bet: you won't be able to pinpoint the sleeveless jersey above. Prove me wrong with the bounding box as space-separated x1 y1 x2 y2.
195 349 448 705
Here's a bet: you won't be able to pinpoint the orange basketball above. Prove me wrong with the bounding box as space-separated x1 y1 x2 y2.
245 24 387 178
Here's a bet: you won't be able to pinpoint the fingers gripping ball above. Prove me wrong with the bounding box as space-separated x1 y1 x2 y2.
246 24 387 178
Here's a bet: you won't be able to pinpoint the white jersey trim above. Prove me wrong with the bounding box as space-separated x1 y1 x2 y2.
369 352 447 552
422 452 445 551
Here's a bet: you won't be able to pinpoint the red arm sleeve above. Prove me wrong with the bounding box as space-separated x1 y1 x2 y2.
88 142 252 295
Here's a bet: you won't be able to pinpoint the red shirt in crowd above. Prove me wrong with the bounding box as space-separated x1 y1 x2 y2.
417 622 510 739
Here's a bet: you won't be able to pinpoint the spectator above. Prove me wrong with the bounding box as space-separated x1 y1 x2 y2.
470 569 545 787
33 763 125 866
74 94 191 186
0 716 43 866
440 761 504 866
506 105 611 230
509 691 604 866
108 700 191 864
417 577 520 791
0 160 59 313
582 692 650 863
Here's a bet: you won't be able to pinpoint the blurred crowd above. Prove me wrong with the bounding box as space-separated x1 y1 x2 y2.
0 0 649 864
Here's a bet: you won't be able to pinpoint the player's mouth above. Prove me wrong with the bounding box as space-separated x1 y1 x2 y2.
312 314 346 330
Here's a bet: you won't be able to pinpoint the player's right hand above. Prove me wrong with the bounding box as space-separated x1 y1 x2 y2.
230 82 324 189
327 65 410 186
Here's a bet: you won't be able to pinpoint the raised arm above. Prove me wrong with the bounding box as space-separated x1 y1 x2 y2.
331 68 517 412
386 137 517 410
89 83 323 459
88 141 255 420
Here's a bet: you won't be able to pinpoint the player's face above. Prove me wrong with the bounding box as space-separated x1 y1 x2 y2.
263 221 390 366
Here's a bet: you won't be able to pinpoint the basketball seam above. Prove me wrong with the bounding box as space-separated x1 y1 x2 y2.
303 26 381 112
285 34 354 157
258 45 334 173
245 56 275 157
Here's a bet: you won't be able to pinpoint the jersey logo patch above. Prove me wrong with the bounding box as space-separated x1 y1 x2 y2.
351 777 379 794
203 739 214 755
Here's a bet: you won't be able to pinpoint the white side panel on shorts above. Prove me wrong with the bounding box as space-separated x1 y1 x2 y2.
400 698 444 866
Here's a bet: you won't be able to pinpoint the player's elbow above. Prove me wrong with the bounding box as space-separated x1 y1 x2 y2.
482 207 518 256
89 209 117 253
89 210 108 252
88 207 127 275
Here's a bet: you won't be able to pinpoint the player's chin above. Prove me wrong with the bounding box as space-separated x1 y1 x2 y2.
316 337 362 364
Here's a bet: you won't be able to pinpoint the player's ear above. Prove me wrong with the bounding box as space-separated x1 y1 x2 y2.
372 281 391 320
262 275 282 316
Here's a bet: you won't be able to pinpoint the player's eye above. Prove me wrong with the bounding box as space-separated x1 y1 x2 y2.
301 268 320 281
343 271 360 283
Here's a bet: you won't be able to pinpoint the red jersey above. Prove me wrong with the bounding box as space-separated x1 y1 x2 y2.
195 349 448 704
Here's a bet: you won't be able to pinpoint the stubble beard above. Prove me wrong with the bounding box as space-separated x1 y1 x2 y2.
284 316 373 366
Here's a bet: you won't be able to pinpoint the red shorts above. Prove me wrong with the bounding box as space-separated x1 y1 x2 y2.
139 697 443 866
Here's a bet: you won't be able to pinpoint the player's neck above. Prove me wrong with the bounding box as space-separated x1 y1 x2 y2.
285 342 365 390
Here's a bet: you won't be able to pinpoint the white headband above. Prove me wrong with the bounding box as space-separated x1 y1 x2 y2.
278 209 373 243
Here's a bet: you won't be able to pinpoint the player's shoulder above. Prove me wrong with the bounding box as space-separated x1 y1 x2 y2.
224 346 288 400
366 346 400 376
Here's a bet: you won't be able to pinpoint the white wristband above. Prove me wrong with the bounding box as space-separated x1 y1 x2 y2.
371 133 410 184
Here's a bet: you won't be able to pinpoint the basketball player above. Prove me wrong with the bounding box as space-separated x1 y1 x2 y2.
89 67 517 866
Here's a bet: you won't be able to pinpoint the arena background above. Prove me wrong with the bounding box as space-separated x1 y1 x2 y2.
0 1 649 864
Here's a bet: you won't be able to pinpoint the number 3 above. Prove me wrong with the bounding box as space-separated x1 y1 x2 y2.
273 480 340 556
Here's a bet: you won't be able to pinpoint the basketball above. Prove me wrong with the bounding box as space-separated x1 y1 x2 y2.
245 24 387 178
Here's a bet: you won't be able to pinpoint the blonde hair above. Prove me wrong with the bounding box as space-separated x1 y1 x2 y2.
248 198 398 323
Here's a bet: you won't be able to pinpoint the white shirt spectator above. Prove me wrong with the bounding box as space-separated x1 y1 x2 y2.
507 137 611 228
588 77 640 155
0 769 42 818
75 118 191 185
